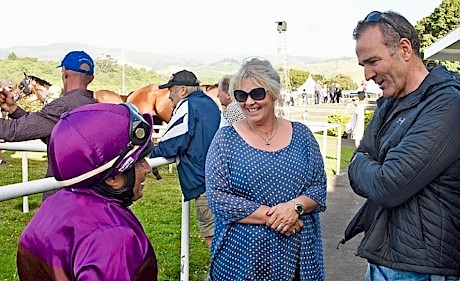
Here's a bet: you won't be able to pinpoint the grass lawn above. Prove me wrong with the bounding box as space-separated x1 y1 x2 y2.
0 138 355 281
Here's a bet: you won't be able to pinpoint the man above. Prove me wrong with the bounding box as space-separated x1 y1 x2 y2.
150 70 221 248
314 80 321 104
17 103 158 280
217 74 245 126
0 50 97 200
341 11 460 280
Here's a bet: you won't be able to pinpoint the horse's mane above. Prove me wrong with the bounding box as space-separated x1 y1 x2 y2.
28 75 52 87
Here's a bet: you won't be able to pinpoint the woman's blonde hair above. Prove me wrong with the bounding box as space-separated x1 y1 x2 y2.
230 58 281 101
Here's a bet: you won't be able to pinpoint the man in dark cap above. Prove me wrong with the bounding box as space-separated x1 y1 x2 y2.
151 70 221 249
0 50 97 201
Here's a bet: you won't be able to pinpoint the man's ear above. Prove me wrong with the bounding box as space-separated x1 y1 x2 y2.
399 38 413 61
104 174 126 190
180 86 188 98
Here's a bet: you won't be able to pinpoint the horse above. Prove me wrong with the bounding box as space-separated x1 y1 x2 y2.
14 75 218 124
126 84 173 123
18 72 62 106
126 83 220 123
0 79 34 103
91 86 173 124
93 90 127 104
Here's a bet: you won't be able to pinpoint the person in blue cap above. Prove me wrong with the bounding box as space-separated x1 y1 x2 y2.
0 50 98 201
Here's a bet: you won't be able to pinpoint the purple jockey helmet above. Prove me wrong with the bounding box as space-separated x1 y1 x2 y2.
49 102 154 189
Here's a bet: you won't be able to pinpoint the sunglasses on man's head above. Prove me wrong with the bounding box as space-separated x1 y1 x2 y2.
234 87 266 102
363 11 404 39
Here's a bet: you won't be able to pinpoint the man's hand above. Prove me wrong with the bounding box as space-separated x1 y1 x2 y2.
0 87 18 114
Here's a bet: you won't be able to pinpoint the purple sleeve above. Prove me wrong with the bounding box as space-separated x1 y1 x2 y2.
74 227 152 281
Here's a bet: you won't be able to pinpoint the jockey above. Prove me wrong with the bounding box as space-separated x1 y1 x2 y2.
17 103 158 280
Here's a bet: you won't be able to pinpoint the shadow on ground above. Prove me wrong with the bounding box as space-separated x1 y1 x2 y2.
322 163 367 279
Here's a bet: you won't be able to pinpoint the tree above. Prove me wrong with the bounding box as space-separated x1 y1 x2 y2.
324 74 357 90
289 69 310 90
97 54 118 73
7 52 17 60
416 0 460 71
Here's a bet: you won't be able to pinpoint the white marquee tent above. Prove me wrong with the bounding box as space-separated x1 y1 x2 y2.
298 75 316 94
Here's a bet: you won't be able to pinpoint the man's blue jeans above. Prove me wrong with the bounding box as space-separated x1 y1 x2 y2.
365 263 459 281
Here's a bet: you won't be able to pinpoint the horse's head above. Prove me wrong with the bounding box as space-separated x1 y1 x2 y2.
17 72 57 104
17 73 33 96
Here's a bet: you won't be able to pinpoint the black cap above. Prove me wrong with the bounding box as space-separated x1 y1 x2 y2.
159 70 200 89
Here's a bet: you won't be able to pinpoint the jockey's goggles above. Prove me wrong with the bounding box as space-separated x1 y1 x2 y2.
102 102 153 179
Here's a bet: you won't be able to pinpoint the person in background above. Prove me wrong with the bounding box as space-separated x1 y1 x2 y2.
0 50 97 201
150 70 221 249
341 10 460 280
328 83 336 103
314 80 322 104
206 58 327 280
217 74 245 126
334 86 342 103
17 103 158 280
349 94 365 148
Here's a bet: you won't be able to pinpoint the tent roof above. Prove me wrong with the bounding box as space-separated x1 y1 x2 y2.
424 26 460 61
298 75 315 93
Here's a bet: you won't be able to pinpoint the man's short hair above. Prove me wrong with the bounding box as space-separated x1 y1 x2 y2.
353 11 421 57
219 75 232 93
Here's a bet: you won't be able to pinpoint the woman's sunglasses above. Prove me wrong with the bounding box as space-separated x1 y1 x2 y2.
363 11 404 39
234 87 266 102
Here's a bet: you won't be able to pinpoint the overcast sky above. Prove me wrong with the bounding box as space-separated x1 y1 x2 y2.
2 0 442 59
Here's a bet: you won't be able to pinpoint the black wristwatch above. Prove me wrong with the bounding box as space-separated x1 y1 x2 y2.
291 199 305 216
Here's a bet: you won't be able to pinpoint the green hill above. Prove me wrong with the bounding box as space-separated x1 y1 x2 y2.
0 44 367 98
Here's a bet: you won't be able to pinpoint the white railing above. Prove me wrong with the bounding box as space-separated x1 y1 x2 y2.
303 122 342 178
0 150 174 201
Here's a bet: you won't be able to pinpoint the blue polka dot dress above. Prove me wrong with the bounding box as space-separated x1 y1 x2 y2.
205 121 327 281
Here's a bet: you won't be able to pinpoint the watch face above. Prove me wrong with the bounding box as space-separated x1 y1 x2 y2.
295 203 304 215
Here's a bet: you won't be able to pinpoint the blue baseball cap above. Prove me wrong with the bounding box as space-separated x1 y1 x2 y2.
58 51 94 75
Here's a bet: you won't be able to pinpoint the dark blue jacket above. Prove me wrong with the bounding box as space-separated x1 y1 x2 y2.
344 66 460 276
151 91 220 201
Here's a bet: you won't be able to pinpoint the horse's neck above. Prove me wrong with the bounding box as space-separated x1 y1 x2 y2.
154 92 173 123
34 85 50 103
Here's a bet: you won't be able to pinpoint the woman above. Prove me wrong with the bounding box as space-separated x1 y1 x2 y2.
350 95 365 148
205 58 327 280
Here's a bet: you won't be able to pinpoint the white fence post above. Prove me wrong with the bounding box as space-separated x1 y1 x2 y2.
21 151 29 213
180 198 190 281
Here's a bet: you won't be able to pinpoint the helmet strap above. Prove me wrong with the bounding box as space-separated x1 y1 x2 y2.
91 166 136 207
